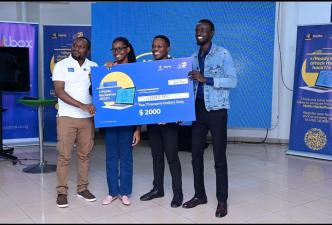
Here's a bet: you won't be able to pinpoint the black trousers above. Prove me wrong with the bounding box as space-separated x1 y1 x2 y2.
192 99 228 203
147 123 183 196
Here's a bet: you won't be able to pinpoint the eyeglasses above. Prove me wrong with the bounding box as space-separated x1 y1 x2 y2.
111 46 128 53
152 45 167 49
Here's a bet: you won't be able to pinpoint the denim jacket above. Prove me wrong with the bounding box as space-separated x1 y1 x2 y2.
192 43 237 111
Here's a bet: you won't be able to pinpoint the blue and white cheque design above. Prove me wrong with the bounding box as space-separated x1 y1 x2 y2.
91 57 195 128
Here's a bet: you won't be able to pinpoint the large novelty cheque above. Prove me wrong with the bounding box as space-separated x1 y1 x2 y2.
91 57 195 128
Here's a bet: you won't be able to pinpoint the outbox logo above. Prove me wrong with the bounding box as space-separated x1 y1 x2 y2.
0 35 33 48
177 61 187 69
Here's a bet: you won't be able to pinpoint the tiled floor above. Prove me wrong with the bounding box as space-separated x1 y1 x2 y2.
1 137 332 223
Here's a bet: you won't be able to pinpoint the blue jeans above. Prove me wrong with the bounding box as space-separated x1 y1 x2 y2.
104 126 135 196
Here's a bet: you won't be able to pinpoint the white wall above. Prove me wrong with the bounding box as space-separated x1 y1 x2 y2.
298 2 332 25
0 2 19 22
39 2 91 25
1 1 331 143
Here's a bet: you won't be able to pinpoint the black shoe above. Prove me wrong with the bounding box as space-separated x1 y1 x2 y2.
182 196 207 208
56 194 68 208
171 194 183 208
77 189 96 202
215 201 227 218
140 188 164 201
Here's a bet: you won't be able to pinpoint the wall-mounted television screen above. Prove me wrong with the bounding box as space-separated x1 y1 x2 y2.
0 47 30 92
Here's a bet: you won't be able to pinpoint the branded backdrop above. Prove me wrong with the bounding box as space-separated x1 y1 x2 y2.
0 22 38 140
43 25 91 142
288 24 332 160
91 2 276 128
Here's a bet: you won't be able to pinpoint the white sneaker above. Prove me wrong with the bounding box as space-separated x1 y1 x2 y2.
120 195 131 206
102 195 117 205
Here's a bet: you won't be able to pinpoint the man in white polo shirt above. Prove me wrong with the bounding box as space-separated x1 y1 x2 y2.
52 36 98 208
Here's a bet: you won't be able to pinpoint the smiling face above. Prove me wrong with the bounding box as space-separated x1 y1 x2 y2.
195 22 214 46
152 38 169 60
112 41 130 64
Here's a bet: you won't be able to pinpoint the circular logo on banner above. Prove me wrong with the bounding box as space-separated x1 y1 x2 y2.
99 71 134 106
304 128 327 151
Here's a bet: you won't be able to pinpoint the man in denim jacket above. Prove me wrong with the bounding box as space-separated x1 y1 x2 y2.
182 19 237 218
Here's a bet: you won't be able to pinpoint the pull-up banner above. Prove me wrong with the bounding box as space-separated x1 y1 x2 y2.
0 22 38 141
288 24 332 160
43 25 91 143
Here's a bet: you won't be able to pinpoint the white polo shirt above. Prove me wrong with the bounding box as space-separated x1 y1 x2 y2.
52 54 98 118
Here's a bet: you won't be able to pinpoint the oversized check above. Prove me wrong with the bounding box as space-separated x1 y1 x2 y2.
91 57 195 128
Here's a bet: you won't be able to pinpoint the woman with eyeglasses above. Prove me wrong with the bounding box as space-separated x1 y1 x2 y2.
102 37 141 206
139 35 183 208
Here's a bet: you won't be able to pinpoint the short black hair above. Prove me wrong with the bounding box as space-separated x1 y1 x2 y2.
153 35 170 47
76 36 91 50
198 19 215 32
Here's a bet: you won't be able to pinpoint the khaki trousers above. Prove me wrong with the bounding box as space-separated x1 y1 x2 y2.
56 116 94 195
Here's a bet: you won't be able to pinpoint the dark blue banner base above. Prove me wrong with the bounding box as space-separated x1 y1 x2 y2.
287 150 332 161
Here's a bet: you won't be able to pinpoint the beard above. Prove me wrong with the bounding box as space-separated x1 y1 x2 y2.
71 51 83 61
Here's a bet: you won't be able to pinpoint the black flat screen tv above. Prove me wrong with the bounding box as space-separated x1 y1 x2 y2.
0 47 30 92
